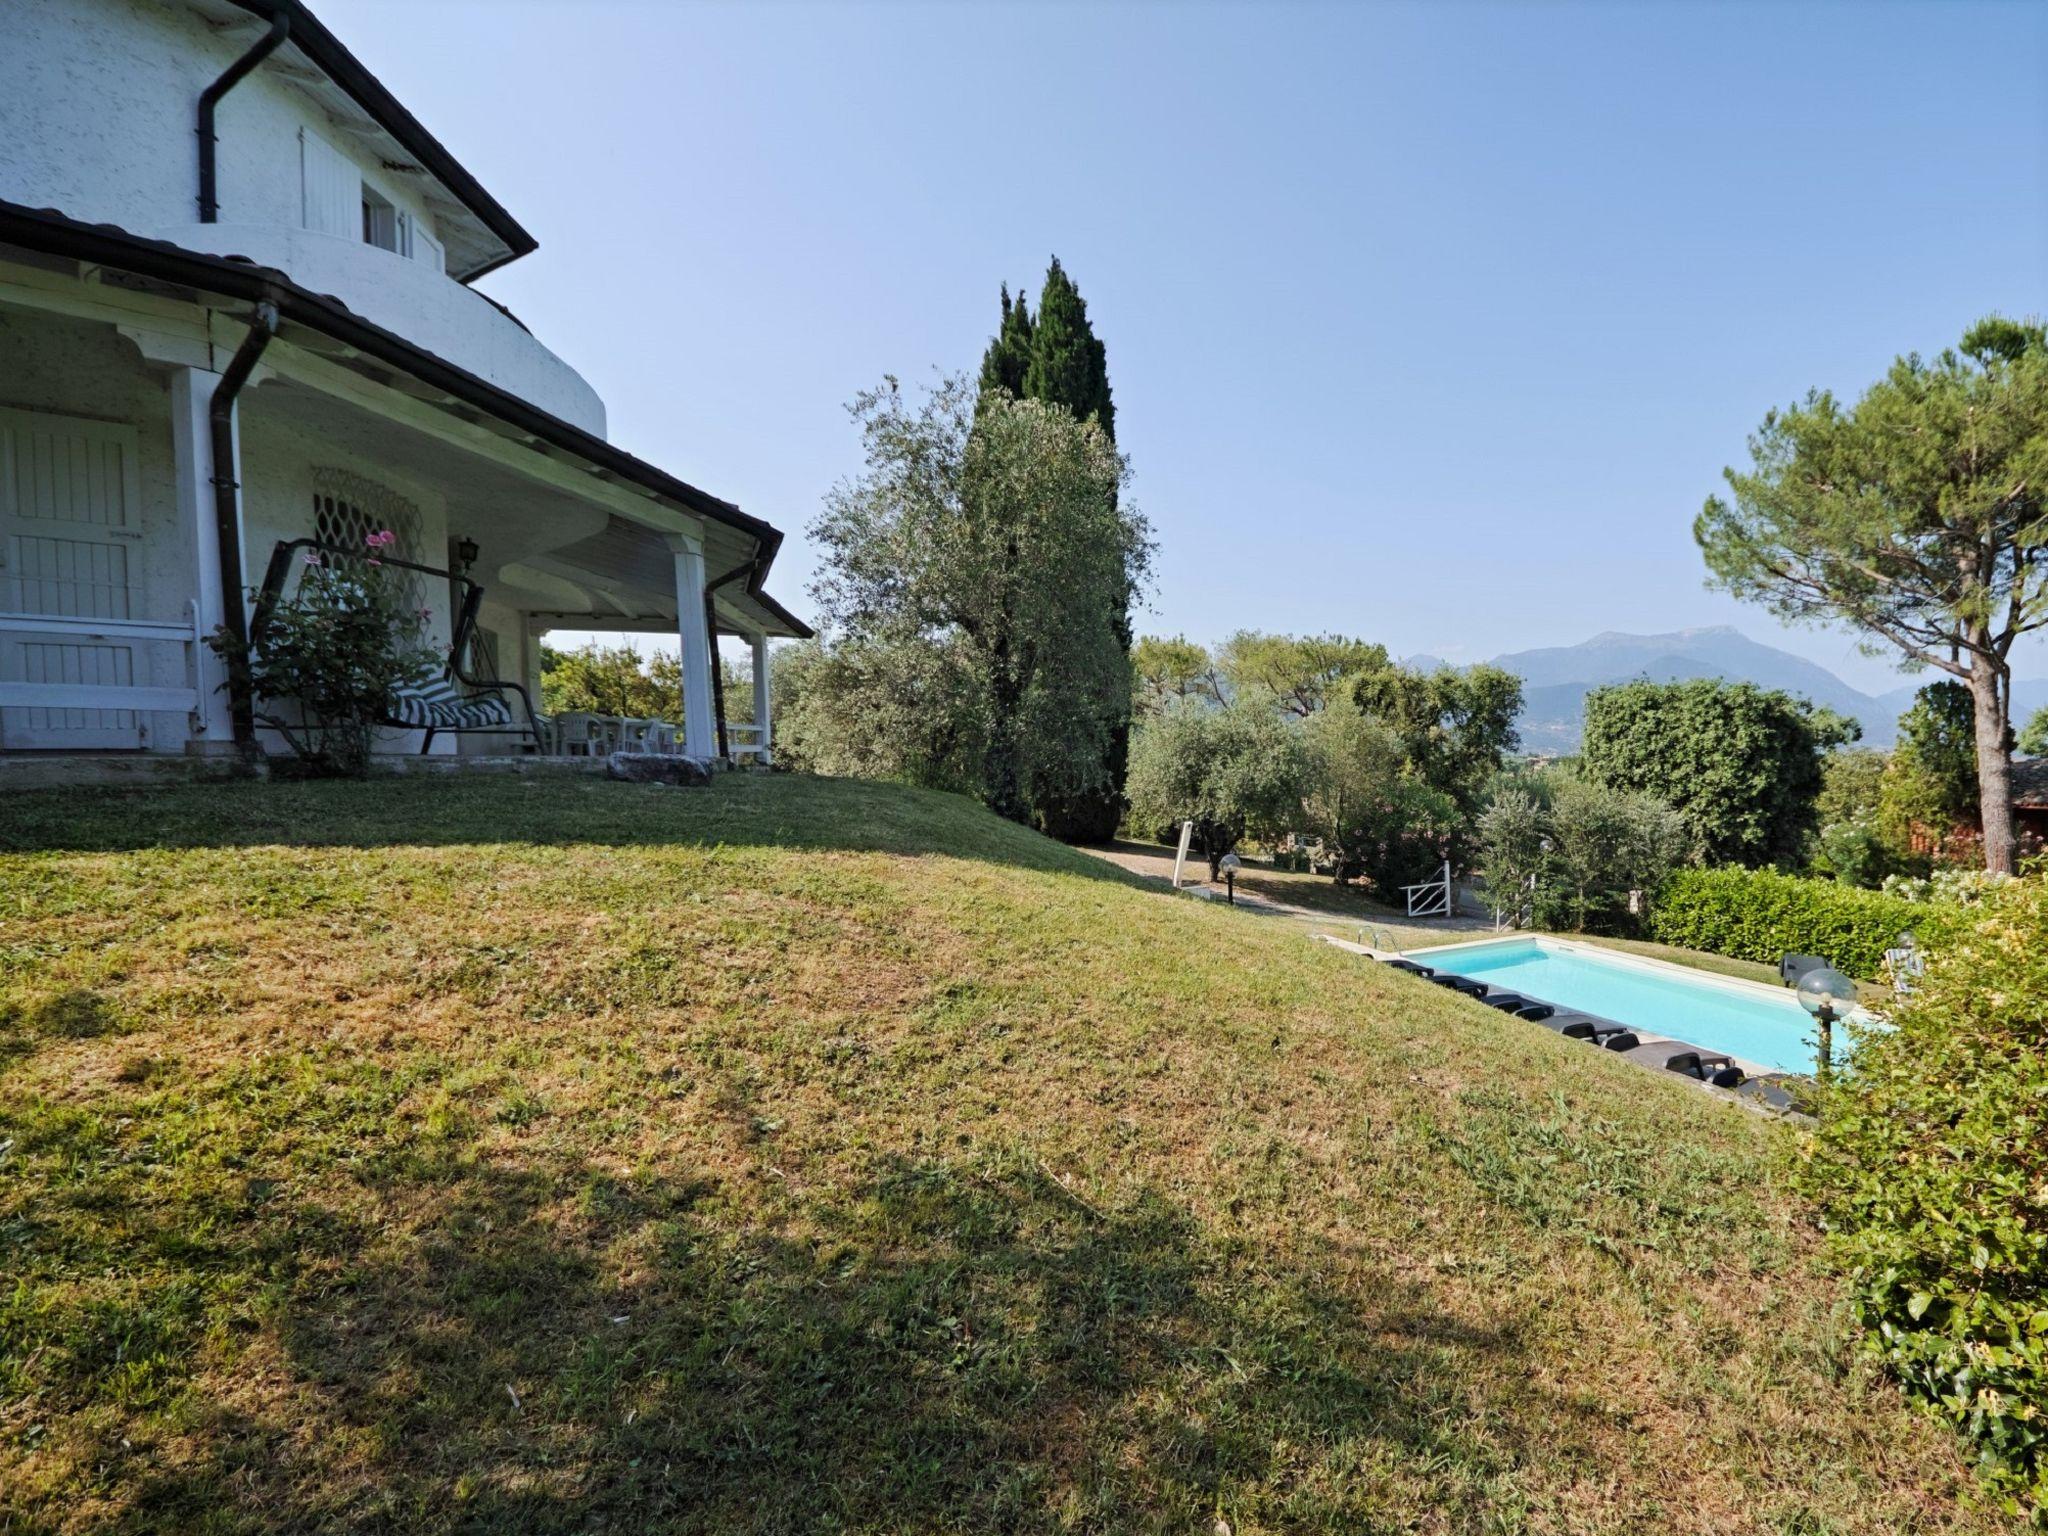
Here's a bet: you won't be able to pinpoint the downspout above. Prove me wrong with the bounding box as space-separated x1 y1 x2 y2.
198 11 291 222
704 558 755 762
211 301 281 752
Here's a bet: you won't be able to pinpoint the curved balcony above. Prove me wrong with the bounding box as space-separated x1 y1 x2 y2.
149 222 607 438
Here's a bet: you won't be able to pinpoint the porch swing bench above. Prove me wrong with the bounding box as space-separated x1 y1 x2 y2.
251 539 547 755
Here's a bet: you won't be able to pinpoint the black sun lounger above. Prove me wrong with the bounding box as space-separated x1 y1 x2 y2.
1559 1020 1640 1051
1512 1003 1555 1022
1480 991 1531 1011
1383 959 1435 977
1665 1051 1745 1089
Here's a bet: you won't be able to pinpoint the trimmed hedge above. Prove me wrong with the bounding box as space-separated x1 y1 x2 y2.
1801 876 2048 1512
1650 866 1949 979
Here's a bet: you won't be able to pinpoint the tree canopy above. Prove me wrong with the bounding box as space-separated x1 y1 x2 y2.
1123 702 1305 879
1347 660 1524 829
808 375 1150 826
1131 634 1225 717
1878 682 1980 859
2018 704 2048 758
541 642 746 725
1216 632 1388 718
976 258 1125 839
1580 677 1856 868
1697 316 2048 872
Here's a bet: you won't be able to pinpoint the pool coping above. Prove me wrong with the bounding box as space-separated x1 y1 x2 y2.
1390 932 1833 1090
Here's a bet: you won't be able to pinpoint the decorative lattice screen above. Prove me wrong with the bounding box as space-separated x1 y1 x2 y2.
310 468 425 610
312 468 420 558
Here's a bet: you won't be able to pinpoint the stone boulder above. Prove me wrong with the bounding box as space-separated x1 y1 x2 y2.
606 752 713 787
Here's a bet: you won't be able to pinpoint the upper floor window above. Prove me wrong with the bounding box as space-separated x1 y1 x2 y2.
362 185 409 256
301 128 444 273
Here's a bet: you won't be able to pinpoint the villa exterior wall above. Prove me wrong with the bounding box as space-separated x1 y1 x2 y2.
0 0 608 437
0 0 438 249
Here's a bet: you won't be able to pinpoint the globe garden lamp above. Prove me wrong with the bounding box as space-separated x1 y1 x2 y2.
1218 850 1242 905
1796 966 1858 1079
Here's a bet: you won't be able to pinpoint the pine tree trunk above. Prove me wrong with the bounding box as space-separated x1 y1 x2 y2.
1968 657 2018 875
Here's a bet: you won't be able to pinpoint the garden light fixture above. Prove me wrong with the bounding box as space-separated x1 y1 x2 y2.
1795 965 1856 1079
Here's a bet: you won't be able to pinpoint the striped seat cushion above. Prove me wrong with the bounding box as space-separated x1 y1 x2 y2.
389 676 515 731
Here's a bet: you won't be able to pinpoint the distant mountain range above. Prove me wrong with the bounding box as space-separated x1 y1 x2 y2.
1404 627 2048 754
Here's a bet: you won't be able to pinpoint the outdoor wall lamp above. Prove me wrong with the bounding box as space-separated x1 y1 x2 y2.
1796 965 1857 1080
455 535 480 572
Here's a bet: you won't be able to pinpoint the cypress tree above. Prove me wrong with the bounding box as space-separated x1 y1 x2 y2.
1017 257 1128 842
1022 257 1114 440
977 284 1034 401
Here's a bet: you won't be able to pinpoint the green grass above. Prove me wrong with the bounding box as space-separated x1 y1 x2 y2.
0 774 2007 1533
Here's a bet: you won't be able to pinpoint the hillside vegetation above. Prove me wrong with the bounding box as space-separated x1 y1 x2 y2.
0 774 2011 1533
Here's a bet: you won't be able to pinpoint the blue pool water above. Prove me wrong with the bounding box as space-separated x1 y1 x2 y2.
1418 938 1820 1075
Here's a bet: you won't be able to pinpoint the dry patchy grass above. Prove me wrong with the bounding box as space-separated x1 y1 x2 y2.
0 773 2010 1533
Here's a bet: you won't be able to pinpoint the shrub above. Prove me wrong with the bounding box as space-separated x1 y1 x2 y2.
1801 874 2048 1513
1811 816 1898 890
1650 866 1949 979
222 535 437 776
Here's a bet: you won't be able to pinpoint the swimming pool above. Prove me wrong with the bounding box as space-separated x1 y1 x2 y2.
1409 936 1828 1075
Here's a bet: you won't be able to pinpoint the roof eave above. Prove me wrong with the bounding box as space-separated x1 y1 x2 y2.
220 0 537 280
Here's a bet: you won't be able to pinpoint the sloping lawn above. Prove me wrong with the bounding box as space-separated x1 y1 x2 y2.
0 774 2008 1533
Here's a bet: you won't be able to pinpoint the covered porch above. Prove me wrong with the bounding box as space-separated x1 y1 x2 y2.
0 201 807 776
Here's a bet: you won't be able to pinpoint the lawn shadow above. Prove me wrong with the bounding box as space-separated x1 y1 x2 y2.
112 1145 1598 1533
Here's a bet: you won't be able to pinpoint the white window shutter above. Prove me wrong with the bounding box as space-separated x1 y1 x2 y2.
300 128 360 238
412 221 445 273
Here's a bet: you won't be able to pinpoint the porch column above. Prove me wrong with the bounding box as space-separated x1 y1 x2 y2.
750 631 773 765
665 529 717 759
169 366 240 753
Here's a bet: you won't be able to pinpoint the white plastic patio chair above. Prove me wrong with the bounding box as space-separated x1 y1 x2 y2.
552 712 609 757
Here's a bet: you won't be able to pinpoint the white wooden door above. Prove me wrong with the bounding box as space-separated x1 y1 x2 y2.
0 408 148 748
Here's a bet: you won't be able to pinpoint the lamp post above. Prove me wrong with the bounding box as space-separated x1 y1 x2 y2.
1796 966 1857 1082
1218 850 1242 905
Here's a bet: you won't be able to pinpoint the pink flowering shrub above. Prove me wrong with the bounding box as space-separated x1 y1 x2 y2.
210 531 439 775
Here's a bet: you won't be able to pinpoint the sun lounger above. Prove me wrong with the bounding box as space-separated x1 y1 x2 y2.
1383 959 1435 977
1480 991 1531 1011
1512 1003 1555 1022
1560 1020 1639 1051
1733 1076 1800 1113
1663 1050 1745 1089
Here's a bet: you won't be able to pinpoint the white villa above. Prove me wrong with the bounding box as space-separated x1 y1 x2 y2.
0 0 808 776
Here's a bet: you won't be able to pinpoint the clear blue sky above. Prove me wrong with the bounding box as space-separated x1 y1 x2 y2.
325 0 2047 694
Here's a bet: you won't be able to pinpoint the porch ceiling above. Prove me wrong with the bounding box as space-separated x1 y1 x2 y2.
244 374 783 628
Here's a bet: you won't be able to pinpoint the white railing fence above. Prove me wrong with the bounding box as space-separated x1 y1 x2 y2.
0 604 208 731
1401 859 1454 919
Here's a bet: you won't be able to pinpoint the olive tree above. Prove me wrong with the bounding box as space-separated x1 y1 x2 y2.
1124 702 1306 879
808 376 1152 826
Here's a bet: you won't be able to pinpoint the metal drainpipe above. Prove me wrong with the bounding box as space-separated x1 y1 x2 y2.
198 11 291 222
703 558 756 762
210 301 280 753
